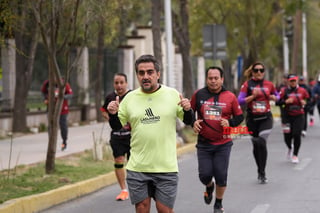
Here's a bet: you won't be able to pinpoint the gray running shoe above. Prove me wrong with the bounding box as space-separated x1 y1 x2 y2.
213 207 225 213
259 175 268 184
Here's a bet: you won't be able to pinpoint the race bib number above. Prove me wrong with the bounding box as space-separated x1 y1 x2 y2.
252 101 267 113
204 104 222 120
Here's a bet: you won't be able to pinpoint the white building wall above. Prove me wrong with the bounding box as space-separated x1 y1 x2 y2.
137 27 154 55
121 47 135 90
1 39 16 110
197 56 205 89
173 52 183 93
127 36 146 89
77 47 90 105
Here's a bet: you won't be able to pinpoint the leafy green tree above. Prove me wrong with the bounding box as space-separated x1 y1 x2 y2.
84 0 122 122
190 0 283 72
172 0 195 98
306 1 320 78
13 1 39 132
84 0 151 122
152 0 164 76
31 0 87 174
0 0 39 132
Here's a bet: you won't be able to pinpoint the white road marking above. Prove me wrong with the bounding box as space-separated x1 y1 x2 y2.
250 204 270 213
294 158 312 170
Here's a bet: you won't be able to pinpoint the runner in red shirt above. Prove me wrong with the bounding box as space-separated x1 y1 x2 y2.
191 66 243 213
278 74 309 163
41 79 73 151
238 62 279 184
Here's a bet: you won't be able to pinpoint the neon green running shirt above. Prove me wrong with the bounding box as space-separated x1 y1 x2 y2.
118 85 184 173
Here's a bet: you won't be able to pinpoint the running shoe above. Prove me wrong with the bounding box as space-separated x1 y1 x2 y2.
213 206 225 213
204 183 214 204
292 156 299 164
258 173 268 184
116 190 129 201
61 143 67 151
309 120 314 127
259 176 268 184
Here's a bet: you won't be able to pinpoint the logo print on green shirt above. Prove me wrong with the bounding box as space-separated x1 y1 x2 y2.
141 108 160 124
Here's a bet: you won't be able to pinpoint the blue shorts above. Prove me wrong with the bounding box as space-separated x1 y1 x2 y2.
126 170 178 209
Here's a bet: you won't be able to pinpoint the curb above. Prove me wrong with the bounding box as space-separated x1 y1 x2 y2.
0 143 196 213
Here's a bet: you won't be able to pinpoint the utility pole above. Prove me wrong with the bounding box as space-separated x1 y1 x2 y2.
302 11 307 79
283 16 290 75
164 0 173 87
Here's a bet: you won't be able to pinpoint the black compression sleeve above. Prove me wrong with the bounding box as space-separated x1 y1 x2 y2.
108 113 123 130
183 109 195 125
228 114 244 127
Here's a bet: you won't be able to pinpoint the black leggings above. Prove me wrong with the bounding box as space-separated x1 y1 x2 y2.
59 114 68 143
196 141 233 187
283 114 304 156
246 114 273 176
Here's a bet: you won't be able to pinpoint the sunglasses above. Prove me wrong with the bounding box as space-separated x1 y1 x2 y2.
253 68 265 73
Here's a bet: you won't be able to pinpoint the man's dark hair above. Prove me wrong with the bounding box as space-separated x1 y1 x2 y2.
114 73 127 82
206 66 224 78
135 54 161 73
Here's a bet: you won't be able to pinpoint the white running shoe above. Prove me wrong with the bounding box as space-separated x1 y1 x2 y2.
292 156 299 164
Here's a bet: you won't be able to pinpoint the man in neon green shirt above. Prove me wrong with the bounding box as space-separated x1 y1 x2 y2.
107 54 194 213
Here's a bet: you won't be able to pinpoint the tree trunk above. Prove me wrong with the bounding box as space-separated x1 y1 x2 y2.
12 17 39 132
46 57 60 174
94 19 104 122
181 51 194 98
172 0 194 98
291 10 302 75
31 0 83 174
152 0 164 80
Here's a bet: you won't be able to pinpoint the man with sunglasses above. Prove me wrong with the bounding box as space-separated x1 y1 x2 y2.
238 62 279 184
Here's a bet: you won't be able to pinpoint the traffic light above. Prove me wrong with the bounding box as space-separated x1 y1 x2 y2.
285 16 294 38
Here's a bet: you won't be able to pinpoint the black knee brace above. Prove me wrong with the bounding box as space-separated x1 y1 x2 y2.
114 163 124 169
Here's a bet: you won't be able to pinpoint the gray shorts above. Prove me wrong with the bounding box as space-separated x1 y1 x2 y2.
126 170 178 209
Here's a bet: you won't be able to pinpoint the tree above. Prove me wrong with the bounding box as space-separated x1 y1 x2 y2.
31 0 87 174
151 0 164 77
172 0 194 98
85 0 146 122
189 0 284 78
12 1 39 132
0 0 39 132
94 17 105 122
85 0 122 122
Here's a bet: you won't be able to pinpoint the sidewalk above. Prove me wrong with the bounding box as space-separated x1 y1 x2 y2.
0 121 111 171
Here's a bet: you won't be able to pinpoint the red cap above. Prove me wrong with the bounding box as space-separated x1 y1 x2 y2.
287 74 298 81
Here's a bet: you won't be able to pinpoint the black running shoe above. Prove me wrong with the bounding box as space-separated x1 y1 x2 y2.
204 183 214 204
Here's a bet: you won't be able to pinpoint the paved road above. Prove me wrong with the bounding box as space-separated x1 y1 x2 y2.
40 113 320 213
